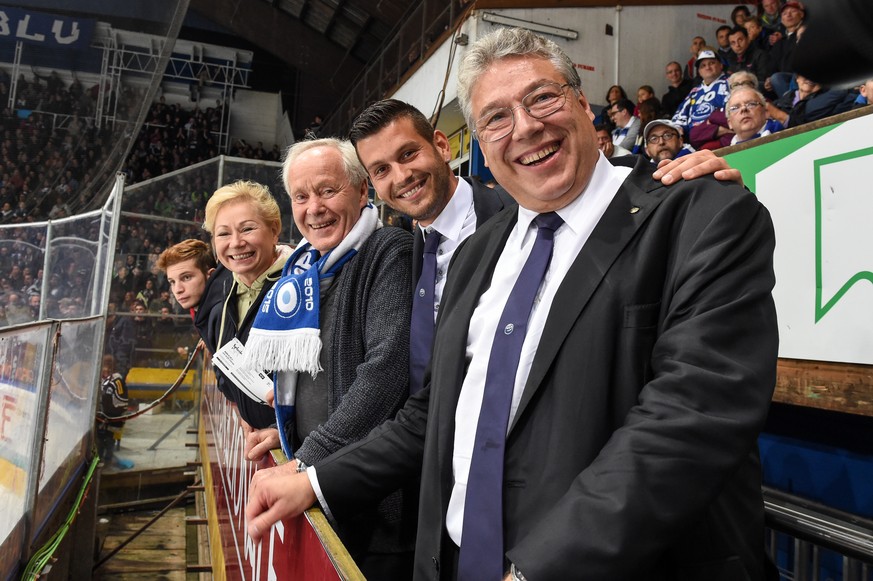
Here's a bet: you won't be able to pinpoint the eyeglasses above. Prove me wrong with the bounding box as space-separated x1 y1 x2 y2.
727 101 763 115
473 82 572 143
646 131 678 144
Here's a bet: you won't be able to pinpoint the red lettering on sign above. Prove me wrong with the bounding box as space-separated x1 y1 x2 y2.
697 12 727 24
1 394 15 441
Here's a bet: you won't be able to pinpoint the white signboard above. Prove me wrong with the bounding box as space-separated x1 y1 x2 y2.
728 113 873 365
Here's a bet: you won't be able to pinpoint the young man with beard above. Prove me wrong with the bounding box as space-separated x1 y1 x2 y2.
347 100 739 393
643 119 695 162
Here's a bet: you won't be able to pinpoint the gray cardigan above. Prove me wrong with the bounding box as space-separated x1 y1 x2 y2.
289 225 415 556
292 225 413 463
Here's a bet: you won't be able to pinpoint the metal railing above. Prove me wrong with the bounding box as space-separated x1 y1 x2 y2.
320 0 470 137
765 487 873 580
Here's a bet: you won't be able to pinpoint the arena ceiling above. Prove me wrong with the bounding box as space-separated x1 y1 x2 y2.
186 0 422 135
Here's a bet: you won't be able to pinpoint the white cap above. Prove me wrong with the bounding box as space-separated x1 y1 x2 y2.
643 119 683 142
695 49 718 66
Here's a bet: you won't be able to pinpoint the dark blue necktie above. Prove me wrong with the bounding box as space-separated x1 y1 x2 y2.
457 212 564 581
409 228 441 394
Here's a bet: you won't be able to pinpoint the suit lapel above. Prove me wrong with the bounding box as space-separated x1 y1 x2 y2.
509 169 665 431
432 208 517 475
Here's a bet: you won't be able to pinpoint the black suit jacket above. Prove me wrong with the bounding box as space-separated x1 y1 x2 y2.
194 262 278 428
317 156 778 580
410 176 515 286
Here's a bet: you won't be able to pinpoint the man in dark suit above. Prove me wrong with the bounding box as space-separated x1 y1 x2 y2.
346 99 741 394
348 100 515 394
247 28 777 580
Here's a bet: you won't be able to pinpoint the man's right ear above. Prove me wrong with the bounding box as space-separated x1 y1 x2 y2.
206 267 216 277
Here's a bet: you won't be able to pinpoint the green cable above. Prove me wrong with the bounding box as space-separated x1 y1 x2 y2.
20 453 101 580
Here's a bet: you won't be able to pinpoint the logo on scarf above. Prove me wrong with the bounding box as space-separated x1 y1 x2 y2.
273 279 302 318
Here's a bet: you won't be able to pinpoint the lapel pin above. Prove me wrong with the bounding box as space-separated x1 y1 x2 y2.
630 206 640 214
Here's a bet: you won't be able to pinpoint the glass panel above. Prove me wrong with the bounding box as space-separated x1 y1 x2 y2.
43 211 106 318
32 318 101 536
0 323 53 570
0 223 47 325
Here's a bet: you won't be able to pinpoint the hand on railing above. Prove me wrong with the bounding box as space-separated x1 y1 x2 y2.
245 426 281 462
246 461 317 542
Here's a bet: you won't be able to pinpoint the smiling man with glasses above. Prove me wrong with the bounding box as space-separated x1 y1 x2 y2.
643 118 695 162
246 27 777 581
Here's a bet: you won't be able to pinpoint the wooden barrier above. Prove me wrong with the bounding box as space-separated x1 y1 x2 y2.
720 107 873 417
775 359 873 417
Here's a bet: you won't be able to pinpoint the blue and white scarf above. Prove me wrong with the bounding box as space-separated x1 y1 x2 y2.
241 203 380 457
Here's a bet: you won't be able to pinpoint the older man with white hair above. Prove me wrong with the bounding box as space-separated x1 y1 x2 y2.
727 86 784 144
239 139 417 578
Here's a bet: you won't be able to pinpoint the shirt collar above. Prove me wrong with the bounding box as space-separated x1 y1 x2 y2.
419 176 473 242
700 75 727 90
233 245 291 294
515 152 630 245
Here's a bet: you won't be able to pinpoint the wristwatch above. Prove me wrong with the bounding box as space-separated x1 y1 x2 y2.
510 563 528 581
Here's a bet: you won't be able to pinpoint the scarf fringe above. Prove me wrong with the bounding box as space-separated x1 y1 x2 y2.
241 204 380 375
242 328 323 376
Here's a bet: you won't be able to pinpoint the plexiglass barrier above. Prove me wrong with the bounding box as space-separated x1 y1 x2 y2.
0 322 53 574
33 318 102 538
0 173 120 579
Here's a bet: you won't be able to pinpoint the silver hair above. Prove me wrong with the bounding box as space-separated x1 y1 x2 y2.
727 84 768 107
727 70 759 88
457 27 581 128
281 138 368 194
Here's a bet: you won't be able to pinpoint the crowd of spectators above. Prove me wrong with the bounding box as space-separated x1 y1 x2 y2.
122 96 283 187
0 67 284 336
0 68 114 224
595 0 869 162
0 67 282 225
3 1 873 336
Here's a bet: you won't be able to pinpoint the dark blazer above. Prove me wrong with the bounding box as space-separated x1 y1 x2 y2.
318 156 778 580
410 176 515 286
194 262 278 428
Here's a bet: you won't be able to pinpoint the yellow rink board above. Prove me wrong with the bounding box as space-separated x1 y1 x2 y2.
125 367 197 401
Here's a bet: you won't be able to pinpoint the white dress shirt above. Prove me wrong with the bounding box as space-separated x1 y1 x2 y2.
446 154 632 545
419 177 476 323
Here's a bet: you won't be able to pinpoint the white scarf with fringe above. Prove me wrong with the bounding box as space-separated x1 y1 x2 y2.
240 204 380 374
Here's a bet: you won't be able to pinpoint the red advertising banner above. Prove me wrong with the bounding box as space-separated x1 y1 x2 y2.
198 365 362 580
